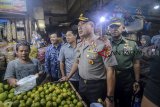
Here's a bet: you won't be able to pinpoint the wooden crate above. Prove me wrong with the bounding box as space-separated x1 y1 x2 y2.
68 81 88 107
51 81 88 107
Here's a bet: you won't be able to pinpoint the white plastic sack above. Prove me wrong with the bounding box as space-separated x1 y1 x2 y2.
14 75 38 95
90 103 103 107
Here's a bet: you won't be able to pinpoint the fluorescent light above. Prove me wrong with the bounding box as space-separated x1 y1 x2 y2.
154 5 160 9
100 16 106 22
38 20 45 29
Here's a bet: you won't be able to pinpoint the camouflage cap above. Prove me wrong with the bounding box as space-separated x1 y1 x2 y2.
108 17 124 27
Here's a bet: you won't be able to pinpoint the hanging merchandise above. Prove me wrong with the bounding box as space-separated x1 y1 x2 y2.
0 26 2 39
16 20 24 28
17 31 25 40
6 21 12 41
5 44 16 63
29 45 38 59
3 24 7 38
16 20 25 41
31 31 42 48
0 53 6 71
0 19 7 39
11 21 16 39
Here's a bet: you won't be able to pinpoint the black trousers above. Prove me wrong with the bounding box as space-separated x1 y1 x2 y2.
70 80 79 91
115 68 134 107
0 70 5 82
79 77 106 106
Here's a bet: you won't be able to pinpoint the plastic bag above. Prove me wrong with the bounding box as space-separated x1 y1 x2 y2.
90 103 103 107
14 75 38 95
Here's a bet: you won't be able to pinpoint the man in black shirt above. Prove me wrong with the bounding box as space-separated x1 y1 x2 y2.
141 48 160 107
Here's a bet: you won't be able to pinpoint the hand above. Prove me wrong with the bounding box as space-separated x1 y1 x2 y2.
7 78 18 87
59 76 68 81
105 99 114 107
35 71 42 76
133 82 140 94
38 71 44 75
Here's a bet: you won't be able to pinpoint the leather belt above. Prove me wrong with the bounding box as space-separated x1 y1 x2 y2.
116 67 133 75
80 77 106 84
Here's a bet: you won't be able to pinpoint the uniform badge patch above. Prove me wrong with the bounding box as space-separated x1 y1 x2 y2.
88 59 94 65
98 46 111 58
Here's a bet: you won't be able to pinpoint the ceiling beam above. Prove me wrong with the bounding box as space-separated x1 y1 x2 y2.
68 0 77 12
44 12 68 17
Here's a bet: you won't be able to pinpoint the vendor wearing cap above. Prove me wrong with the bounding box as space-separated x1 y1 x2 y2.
108 18 141 107
61 14 117 106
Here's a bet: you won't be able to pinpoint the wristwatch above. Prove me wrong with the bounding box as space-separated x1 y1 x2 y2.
106 96 114 103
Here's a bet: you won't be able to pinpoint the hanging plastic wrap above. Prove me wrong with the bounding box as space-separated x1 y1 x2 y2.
7 21 12 42
0 41 8 68
0 52 6 71
16 20 25 41
5 44 15 63
17 31 25 41
3 24 7 38
11 22 16 40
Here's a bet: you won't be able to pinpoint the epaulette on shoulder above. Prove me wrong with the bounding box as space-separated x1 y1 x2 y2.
62 43 68 46
97 36 106 42
98 36 110 43
60 43 68 48
77 39 82 44
125 37 137 42
77 40 83 47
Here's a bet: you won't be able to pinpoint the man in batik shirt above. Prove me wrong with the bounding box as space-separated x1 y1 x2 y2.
45 32 62 81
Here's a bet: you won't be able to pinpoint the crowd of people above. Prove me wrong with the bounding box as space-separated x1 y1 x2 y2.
3 14 160 107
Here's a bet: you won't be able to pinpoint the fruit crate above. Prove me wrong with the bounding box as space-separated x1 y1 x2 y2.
51 81 88 107
0 81 88 107
68 81 87 107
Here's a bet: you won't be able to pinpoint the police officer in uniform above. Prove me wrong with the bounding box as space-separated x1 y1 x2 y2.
108 18 141 107
61 14 117 107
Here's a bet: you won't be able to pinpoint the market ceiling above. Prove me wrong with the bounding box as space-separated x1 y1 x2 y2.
42 0 160 26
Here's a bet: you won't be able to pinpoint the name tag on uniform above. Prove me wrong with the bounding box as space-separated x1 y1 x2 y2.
88 59 94 65
86 48 98 65
87 48 98 59
123 45 133 55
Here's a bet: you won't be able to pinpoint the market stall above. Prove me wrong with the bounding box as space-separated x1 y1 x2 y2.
0 0 28 42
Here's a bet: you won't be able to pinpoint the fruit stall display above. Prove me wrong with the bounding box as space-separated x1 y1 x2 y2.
0 82 87 107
